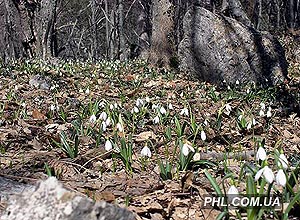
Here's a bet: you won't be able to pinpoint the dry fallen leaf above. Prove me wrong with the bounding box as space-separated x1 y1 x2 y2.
135 131 156 142
32 109 46 120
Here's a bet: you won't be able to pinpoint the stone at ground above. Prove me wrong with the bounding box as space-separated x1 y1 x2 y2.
179 6 289 86
0 177 135 220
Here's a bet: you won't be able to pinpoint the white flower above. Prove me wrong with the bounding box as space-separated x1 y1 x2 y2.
116 123 124 132
180 108 189 116
89 114 97 123
246 88 250 94
228 185 239 195
238 115 243 121
260 102 266 110
133 106 139 113
110 104 114 110
204 119 208 126
105 117 111 126
153 115 160 124
266 107 272 118
201 130 206 141
247 121 252 130
256 147 267 161
236 80 240 85
182 143 195 156
99 112 107 121
168 103 173 110
224 103 232 115
160 106 167 115
255 166 274 184
141 146 151 158
145 97 150 103
152 104 158 109
101 121 107 131
136 98 144 107
276 169 287 187
278 154 289 169
227 185 239 203
252 118 256 125
85 87 90 94
105 140 113 151
259 109 265 117
50 104 56 111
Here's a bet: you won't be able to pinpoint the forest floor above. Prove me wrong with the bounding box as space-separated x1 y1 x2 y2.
1 36 300 220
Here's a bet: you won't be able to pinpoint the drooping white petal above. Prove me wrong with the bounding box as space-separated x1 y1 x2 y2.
181 143 194 156
259 110 265 117
105 117 111 126
263 166 274 184
105 140 113 151
102 121 107 131
256 147 267 161
153 116 160 124
228 185 239 195
255 167 265 181
276 169 287 187
201 130 206 141
89 114 97 123
99 112 107 121
168 103 173 110
160 106 167 115
141 146 151 158
266 107 272 118
180 108 189 116
278 154 289 169
116 123 123 132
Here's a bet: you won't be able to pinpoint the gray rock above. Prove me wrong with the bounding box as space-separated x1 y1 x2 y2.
178 6 288 86
0 177 135 220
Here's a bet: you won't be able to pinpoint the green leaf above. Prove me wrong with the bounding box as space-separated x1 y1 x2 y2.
204 169 223 196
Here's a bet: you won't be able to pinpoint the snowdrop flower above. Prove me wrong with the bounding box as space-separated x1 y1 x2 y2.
224 103 232 115
160 106 167 115
50 104 56 111
136 98 144 107
204 119 208 126
89 114 97 123
236 80 240 85
238 115 243 121
246 88 250 94
227 185 239 203
101 121 107 131
116 123 124 132
145 96 150 103
228 185 239 195
153 115 160 124
247 121 252 130
141 145 151 158
85 87 90 94
260 102 266 110
255 166 274 184
105 117 111 126
152 104 158 109
259 109 265 117
99 112 107 121
180 108 189 116
252 118 256 125
266 107 272 118
168 103 173 110
201 130 206 141
105 140 113 151
256 147 267 161
276 169 287 187
182 143 195 156
278 154 289 169
110 104 114 110
132 106 139 113
114 103 118 109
